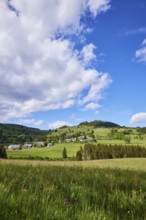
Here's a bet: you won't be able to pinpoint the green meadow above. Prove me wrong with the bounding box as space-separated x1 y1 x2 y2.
7 143 81 159
0 159 146 220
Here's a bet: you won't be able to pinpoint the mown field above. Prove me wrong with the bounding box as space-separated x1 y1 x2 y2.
0 159 146 220
7 143 81 159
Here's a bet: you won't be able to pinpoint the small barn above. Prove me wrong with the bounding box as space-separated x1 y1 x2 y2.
23 144 33 149
8 145 21 150
34 142 45 147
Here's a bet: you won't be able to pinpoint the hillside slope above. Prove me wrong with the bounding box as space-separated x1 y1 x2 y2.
0 123 50 145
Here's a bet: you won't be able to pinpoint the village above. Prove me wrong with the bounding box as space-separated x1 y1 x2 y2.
7 136 94 150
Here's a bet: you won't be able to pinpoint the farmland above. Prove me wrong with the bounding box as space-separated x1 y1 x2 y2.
6 126 146 159
0 159 146 219
7 143 81 159
1 123 146 219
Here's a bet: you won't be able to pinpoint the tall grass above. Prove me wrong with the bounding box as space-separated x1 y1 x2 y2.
0 163 146 219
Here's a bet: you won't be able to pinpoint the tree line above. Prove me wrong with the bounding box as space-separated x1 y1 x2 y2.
76 143 146 160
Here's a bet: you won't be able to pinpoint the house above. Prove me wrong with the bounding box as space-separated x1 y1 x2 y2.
8 145 21 150
80 137 86 142
23 144 32 149
66 137 77 143
66 138 72 143
34 142 45 147
71 137 77 142
47 143 53 147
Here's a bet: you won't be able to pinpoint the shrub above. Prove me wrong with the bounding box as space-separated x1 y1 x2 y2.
0 145 7 159
76 149 82 161
62 147 67 159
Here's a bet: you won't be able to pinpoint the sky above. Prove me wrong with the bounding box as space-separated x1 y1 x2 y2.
0 0 146 129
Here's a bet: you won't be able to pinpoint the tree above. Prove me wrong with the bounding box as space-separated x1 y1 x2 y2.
0 145 7 159
62 147 67 159
76 149 82 161
124 136 131 144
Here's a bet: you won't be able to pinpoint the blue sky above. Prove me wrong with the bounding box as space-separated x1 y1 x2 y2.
0 0 146 129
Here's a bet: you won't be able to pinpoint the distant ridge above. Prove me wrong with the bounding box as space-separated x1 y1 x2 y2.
79 120 120 128
0 120 120 145
0 123 49 134
0 123 49 145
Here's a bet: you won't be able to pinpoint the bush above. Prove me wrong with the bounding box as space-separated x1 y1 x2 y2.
76 149 82 161
62 147 67 159
0 145 7 159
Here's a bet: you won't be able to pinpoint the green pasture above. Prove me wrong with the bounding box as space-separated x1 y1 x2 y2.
7 141 146 160
7 143 81 159
0 160 146 219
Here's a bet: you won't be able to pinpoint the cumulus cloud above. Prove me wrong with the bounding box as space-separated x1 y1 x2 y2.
80 44 96 65
135 38 146 62
0 0 111 122
48 120 71 129
130 112 146 124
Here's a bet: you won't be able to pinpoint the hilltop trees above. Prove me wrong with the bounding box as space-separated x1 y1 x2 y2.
79 120 120 128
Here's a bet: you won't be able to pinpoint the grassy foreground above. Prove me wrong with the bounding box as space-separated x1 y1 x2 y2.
1 158 146 171
0 159 146 219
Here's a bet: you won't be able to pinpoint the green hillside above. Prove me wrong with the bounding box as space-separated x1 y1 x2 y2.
0 123 50 145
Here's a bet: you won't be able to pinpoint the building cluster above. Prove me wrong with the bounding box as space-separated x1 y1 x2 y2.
65 137 94 143
7 142 45 150
7 136 94 150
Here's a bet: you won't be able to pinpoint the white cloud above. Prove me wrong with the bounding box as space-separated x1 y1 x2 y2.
16 118 44 126
130 112 146 124
0 0 111 122
81 44 96 65
122 27 146 36
87 0 110 17
142 38 146 45
48 120 71 129
84 102 101 110
135 38 146 62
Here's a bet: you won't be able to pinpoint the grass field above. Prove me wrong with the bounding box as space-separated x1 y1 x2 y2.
1 158 146 171
0 159 146 219
7 141 146 160
7 143 81 159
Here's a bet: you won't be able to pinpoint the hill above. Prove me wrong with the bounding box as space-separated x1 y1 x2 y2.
79 120 120 128
0 123 50 145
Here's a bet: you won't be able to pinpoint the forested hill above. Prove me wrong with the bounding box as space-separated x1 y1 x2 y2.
0 123 50 145
0 120 120 145
79 120 120 128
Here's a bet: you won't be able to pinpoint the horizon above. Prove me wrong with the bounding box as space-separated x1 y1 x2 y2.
0 0 146 130
0 119 145 131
